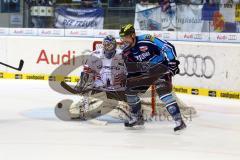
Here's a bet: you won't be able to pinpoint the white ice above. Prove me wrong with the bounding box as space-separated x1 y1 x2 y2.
0 79 240 160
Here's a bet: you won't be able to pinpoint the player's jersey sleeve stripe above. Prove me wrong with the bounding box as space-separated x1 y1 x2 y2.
137 40 155 45
164 42 177 59
149 55 164 64
153 38 177 61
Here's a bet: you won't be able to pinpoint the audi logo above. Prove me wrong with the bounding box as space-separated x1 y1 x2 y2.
228 35 237 40
178 54 215 79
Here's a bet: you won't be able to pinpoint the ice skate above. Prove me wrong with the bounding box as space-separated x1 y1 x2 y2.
124 113 144 128
174 120 187 133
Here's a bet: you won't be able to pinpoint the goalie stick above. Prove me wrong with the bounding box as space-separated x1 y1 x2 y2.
0 60 24 71
60 81 82 94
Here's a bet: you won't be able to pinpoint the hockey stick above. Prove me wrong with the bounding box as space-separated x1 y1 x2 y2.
0 60 24 71
60 81 94 95
60 81 79 94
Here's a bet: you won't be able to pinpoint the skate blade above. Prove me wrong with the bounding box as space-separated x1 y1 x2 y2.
173 127 187 135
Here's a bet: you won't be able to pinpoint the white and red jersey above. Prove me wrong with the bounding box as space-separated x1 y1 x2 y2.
83 48 126 91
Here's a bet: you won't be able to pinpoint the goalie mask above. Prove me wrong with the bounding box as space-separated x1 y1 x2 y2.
103 35 117 59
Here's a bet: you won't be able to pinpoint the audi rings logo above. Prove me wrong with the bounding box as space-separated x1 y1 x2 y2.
178 54 215 79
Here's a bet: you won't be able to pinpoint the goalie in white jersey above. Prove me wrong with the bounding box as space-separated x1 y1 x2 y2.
78 35 127 92
68 35 129 121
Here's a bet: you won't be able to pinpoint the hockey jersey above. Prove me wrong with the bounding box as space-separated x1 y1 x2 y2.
122 34 177 65
83 48 126 91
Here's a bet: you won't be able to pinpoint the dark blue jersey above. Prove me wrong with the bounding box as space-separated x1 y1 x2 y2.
123 34 177 65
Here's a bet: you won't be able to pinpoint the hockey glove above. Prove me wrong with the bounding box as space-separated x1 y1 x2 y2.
168 59 180 76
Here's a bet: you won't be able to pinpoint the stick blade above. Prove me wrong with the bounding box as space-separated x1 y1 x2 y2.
60 81 79 94
18 60 24 71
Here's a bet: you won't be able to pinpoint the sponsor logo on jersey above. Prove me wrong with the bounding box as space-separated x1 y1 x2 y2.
97 65 121 70
139 46 148 52
134 52 151 61
144 34 154 41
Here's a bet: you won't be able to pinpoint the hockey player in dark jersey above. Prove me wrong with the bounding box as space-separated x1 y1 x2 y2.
119 24 186 132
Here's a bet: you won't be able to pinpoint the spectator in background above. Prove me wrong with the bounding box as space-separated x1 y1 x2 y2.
81 0 101 7
139 0 149 5
158 0 172 12
109 0 134 7
109 0 121 7
122 0 134 6
158 0 176 14
25 0 55 28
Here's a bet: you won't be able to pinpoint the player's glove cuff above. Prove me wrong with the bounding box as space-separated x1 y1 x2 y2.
168 60 180 76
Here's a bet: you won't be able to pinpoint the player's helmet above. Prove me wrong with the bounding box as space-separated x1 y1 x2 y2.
119 24 135 38
103 35 117 59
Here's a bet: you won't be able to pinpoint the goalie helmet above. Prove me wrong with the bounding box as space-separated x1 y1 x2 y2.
103 35 117 59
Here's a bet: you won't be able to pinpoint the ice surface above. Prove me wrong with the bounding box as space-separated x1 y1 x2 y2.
0 79 240 160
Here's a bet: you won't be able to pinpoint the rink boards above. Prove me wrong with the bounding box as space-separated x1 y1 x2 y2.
0 35 240 100
0 71 239 100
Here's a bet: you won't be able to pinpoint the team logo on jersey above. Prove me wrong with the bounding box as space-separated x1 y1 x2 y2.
144 34 154 42
139 46 148 52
